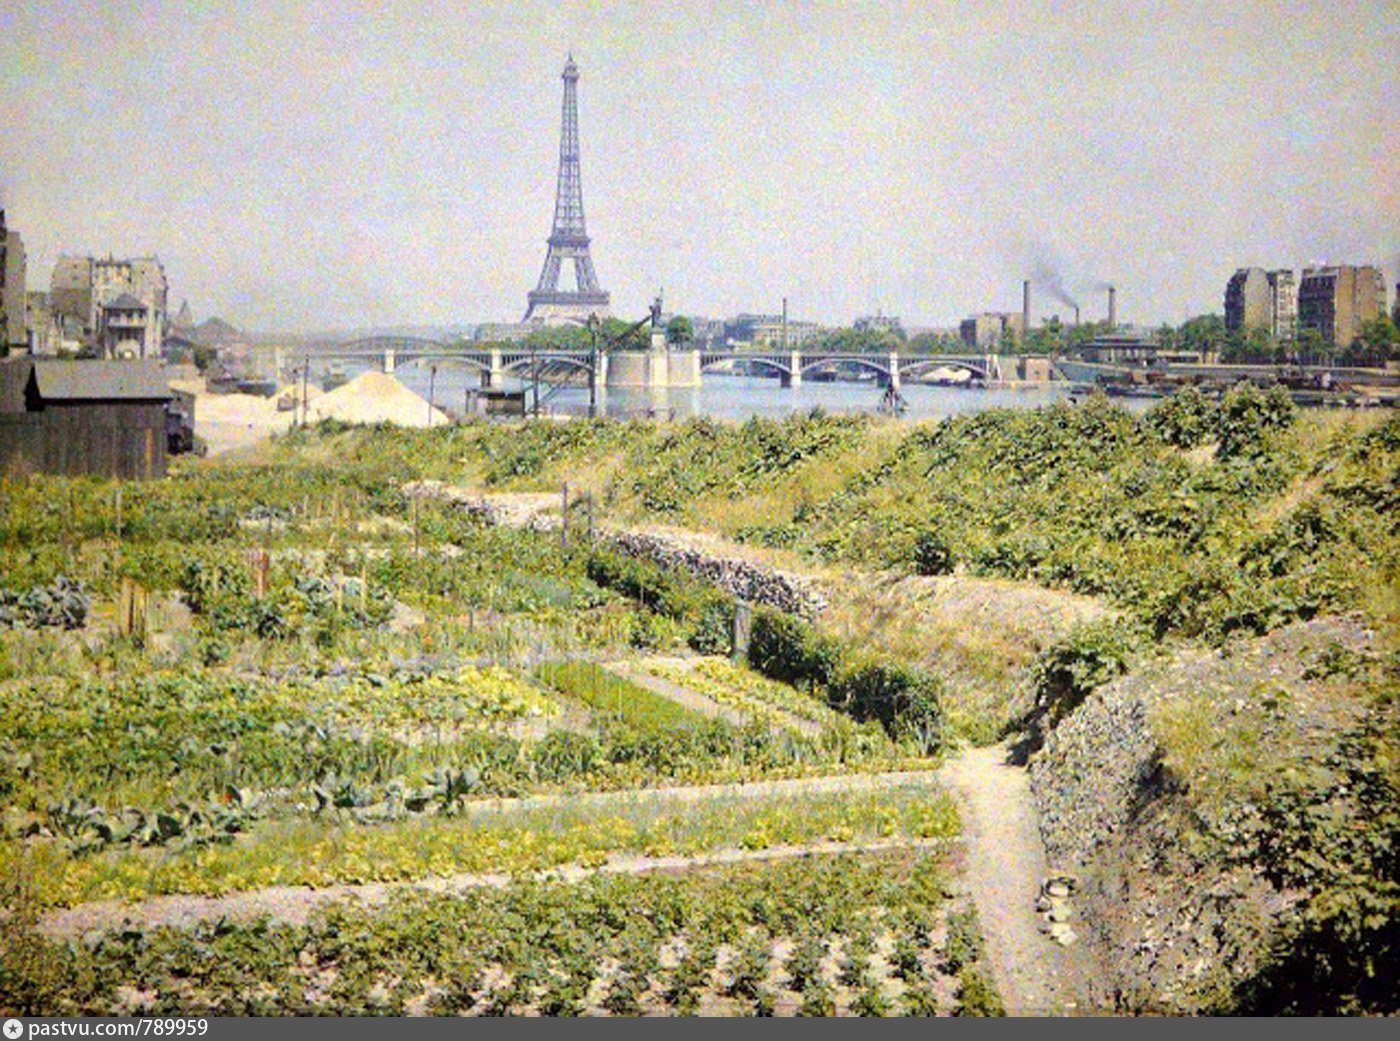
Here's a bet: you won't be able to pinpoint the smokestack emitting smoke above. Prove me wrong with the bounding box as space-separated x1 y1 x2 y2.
1029 250 1081 312
1022 280 1031 334
1074 305 1080 327
1107 285 1117 328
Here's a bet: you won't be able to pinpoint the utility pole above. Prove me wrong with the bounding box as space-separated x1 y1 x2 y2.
587 314 600 418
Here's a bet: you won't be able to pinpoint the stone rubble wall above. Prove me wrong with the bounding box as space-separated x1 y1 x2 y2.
603 528 827 620
1028 617 1371 1013
403 481 827 619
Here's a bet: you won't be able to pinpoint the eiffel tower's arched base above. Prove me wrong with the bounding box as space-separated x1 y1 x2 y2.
522 294 611 327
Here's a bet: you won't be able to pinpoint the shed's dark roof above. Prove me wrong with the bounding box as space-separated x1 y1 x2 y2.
105 293 148 311
31 360 173 401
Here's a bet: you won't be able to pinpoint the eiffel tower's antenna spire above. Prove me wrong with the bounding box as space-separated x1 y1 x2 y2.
523 55 611 324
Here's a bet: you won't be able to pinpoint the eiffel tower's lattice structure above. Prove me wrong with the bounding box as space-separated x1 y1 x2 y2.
523 55 611 325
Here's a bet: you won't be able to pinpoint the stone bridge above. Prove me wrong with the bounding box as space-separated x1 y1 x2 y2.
286 337 1001 389
698 349 998 387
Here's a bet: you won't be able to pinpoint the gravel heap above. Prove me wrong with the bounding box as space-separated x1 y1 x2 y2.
308 372 448 428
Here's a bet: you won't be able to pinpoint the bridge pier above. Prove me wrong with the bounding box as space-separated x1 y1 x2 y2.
784 352 802 388
888 352 901 391
383 349 395 374
481 349 504 388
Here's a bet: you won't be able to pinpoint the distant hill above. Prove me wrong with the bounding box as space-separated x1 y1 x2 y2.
189 316 244 346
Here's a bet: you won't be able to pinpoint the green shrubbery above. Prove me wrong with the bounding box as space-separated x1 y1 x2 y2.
747 609 840 690
1027 618 1142 726
585 548 735 654
1236 689 1400 1014
747 609 944 752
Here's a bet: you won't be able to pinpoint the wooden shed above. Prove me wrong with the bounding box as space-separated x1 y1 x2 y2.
0 357 173 479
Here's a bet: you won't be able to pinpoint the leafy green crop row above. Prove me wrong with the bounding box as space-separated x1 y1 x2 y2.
3 849 1000 1016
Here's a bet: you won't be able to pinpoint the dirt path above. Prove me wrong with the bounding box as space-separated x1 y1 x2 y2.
39 748 1105 1016
40 836 955 939
941 743 1101 1016
604 659 751 728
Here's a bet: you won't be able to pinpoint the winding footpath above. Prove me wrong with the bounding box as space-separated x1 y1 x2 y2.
941 743 1102 1016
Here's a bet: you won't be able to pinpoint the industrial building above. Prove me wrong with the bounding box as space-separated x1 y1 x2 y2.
0 357 174 479
0 210 26 354
50 254 169 358
1297 266 1386 347
958 312 1024 349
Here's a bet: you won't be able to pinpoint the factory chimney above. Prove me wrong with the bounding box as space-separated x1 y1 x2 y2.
1107 285 1117 329
1022 280 1031 337
1074 304 1080 327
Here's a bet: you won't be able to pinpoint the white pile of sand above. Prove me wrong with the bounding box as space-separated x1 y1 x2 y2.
306 371 449 428
191 390 294 455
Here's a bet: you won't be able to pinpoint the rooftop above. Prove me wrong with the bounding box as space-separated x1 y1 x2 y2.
30 359 172 401
104 293 148 311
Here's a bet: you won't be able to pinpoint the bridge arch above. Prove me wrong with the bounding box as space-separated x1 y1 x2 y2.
798 355 893 380
501 354 597 377
394 354 493 376
899 357 990 381
698 354 792 378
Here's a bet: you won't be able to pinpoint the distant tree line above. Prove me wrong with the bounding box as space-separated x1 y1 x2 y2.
464 309 1400 365
1156 313 1400 367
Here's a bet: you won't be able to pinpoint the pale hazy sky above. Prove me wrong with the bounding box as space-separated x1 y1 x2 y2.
2 1 1396 332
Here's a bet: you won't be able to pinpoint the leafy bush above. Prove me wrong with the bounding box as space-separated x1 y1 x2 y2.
746 609 944 752
1145 385 1218 449
0 576 89 630
1216 383 1297 461
829 659 943 754
1028 619 1140 725
747 609 839 691
1236 693 1400 1014
911 531 954 575
585 547 734 653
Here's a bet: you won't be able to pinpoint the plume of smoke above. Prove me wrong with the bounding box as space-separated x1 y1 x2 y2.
1027 244 1081 311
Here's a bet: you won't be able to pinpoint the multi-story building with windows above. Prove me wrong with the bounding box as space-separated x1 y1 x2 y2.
0 211 26 353
1297 265 1385 346
854 312 904 338
1225 267 1272 334
50 254 168 358
724 313 822 349
1267 269 1297 341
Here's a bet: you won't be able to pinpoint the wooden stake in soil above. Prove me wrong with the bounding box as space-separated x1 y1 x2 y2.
560 482 569 549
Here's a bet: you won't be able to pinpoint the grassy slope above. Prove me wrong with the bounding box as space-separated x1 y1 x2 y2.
262 402 1397 731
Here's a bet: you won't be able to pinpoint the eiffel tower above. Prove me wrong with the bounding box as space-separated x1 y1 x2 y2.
523 55 611 325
